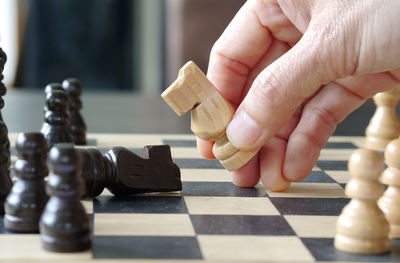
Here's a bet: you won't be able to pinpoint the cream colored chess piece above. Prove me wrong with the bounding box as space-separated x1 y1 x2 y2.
161 61 258 171
335 149 390 254
379 138 400 238
366 87 400 151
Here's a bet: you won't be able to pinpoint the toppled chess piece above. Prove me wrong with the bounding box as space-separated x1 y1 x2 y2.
40 144 90 252
41 87 72 147
365 87 400 151
161 61 258 171
62 78 86 145
77 145 181 197
0 121 11 214
335 149 390 254
379 138 400 238
4 133 48 232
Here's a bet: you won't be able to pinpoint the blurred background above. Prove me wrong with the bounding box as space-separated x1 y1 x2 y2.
0 0 245 93
0 0 377 134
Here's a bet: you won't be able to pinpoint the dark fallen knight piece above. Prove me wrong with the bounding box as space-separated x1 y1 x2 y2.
62 78 86 145
40 144 90 252
0 122 11 214
41 88 72 147
40 83 64 136
4 133 49 232
77 145 181 197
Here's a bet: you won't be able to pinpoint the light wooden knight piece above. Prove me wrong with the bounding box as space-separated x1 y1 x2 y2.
379 138 400 238
335 149 390 254
161 61 258 171
366 87 400 151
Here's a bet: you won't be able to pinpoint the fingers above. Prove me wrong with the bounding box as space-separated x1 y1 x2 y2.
207 0 301 106
231 153 260 188
233 108 302 190
225 0 370 152
196 138 215 160
259 137 291 192
283 82 365 181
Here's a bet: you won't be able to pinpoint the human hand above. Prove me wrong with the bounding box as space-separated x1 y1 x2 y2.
197 0 400 191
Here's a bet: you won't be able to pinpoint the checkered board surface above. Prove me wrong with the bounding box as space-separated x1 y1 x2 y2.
0 133 399 262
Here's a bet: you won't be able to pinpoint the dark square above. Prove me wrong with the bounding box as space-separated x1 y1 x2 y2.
270 198 350 216
162 139 196 147
302 238 400 262
93 195 188 213
182 182 267 197
93 236 203 259
190 215 295 236
174 158 224 169
299 170 336 183
323 142 357 149
317 160 348 171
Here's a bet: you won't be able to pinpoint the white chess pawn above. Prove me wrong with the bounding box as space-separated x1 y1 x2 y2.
335 149 390 254
366 87 400 151
379 138 400 238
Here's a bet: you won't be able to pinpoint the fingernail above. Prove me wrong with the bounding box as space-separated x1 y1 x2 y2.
227 111 262 149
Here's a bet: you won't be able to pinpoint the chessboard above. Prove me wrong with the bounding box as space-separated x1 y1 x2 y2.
1 132 399 262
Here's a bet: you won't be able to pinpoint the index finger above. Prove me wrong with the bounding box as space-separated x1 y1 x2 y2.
207 0 301 106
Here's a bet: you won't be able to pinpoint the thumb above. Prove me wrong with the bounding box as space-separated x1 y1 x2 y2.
226 28 342 151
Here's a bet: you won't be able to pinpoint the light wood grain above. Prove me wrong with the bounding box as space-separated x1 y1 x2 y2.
335 149 390 254
366 87 400 151
161 61 259 171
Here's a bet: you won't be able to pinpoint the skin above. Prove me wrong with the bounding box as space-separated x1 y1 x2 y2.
197 0 400 191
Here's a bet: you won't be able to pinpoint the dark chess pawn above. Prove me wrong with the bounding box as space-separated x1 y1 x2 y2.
78 145 181 197
0 122 11 214
62 78 86 145
40 83 64 136
40 144 90 252
0 48 7 122
41 89 72 147
4 133 48 232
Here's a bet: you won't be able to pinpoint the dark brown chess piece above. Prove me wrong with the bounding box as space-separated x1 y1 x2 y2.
0 48 7 123
62 78 86 145
41 83 64 134
40 144 90 252
77 145 181 197
41 83 63 136
4 133 49 232
0 122 11 214
0 48 11 212
41 89 72 147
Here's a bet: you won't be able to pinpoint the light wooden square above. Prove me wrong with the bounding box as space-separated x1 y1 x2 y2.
0 235 91 260
170 147 202 159
181 169 231 182
184 196 279 215
81 200 93 214
94 213 195 236
285 215 338 238
319 149 354 160
266 183 346 198
325 170 350 184
197 235 314 262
